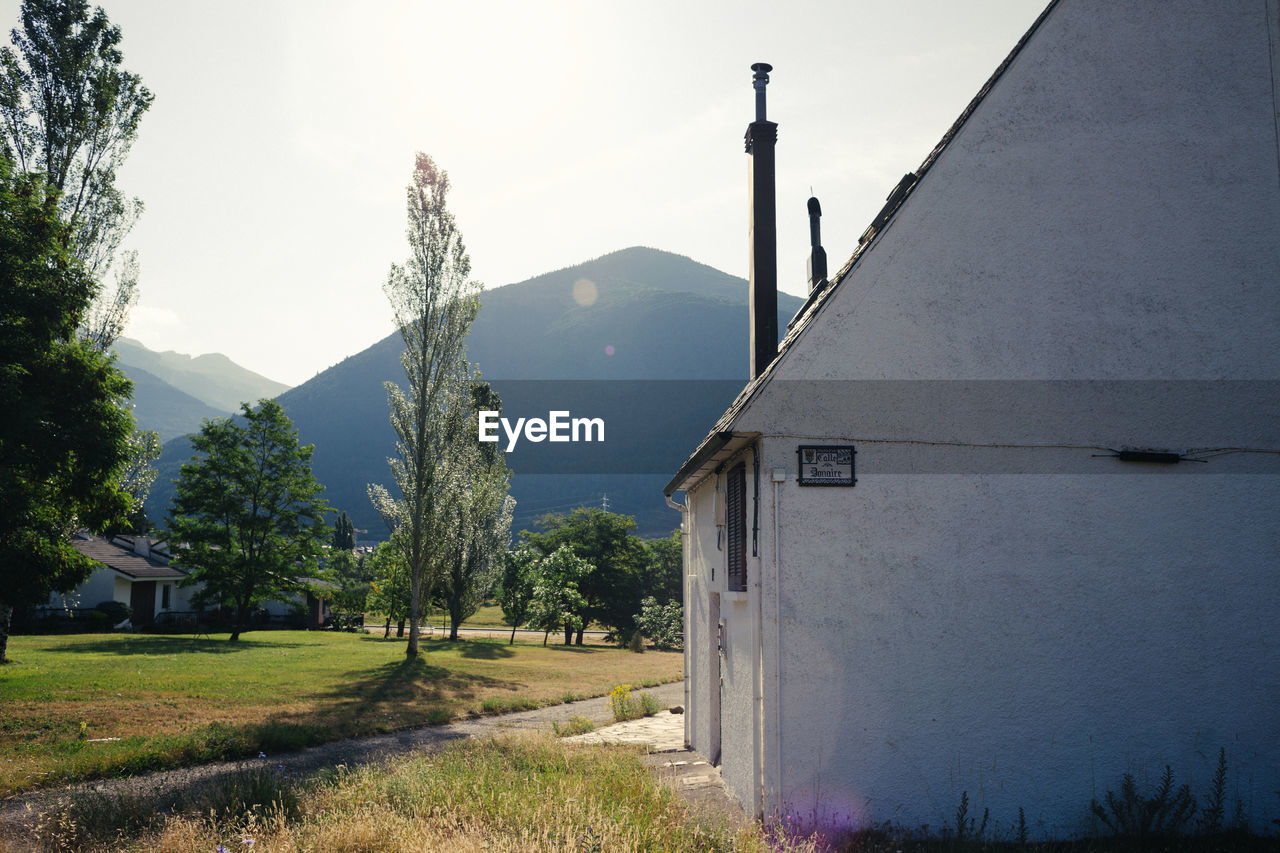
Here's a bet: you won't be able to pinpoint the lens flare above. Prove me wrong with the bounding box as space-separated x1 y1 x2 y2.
572 278 598 306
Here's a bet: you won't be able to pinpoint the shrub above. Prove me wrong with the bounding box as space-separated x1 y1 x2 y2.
94 600 132 624
633 596 682 650
608 684 662 722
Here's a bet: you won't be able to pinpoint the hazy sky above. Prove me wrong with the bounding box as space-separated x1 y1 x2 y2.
3 1 1047 386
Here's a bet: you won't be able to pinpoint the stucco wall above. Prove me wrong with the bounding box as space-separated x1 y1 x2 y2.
764 463 1279 836
684 0 1280 837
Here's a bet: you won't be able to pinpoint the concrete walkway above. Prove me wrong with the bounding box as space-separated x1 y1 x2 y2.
564 705 749 832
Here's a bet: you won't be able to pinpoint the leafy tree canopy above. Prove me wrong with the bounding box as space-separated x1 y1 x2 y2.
1 0 153 283
496 546 539 645
166 399 329 641
0 157 133 661
520 507 646 642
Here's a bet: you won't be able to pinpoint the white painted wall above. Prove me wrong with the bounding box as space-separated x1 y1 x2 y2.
681 0 1280 838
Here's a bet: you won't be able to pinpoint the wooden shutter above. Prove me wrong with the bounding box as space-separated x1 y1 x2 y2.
726 462 747 591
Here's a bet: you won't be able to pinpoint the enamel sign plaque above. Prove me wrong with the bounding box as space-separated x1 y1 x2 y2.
797 445 856 486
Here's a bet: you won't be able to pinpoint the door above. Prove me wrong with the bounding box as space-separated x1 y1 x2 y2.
130 581 156 627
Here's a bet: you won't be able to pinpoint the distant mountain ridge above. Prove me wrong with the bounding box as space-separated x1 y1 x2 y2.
148 247 802 538
114 337 291 414
120 365 225 443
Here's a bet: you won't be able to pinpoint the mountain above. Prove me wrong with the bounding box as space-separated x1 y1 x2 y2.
114 337 291 414
119 364 226 443
147 247 803 539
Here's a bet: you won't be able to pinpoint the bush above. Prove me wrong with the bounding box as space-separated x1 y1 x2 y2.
94 600 132 624
608 684 662 722
633 596 682 650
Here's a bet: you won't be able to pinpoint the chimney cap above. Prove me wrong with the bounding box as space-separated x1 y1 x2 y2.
751 62 773 74
807 196 822 216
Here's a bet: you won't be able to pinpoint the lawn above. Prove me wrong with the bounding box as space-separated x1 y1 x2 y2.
0 631 682 796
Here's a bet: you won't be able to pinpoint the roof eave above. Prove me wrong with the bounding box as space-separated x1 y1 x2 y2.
664 430 761 496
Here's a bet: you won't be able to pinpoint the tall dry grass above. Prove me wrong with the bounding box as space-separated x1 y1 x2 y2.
28 733 819 853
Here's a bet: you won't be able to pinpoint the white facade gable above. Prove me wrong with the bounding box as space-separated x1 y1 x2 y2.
673 0 1280 838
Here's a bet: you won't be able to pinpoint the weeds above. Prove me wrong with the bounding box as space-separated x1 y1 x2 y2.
608 683 663 722
1092 765 1196 838
551 715 596 737
30 733 816 852
950 790 989 842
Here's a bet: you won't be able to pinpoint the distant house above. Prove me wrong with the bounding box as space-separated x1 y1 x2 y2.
667 0 1279 838
63 534 194 627
57 534 334 630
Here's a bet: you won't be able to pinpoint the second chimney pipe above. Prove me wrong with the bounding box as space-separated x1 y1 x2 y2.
747 63 778 380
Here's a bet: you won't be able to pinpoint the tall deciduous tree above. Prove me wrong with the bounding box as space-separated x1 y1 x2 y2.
497 547 539 645
527 545 592 647
167 400 329 642
0 0 153 341
0 157 133 662
2 0 159 527
368 153 480 659
521 507 647 644
367 537 411 638
436 380 514 640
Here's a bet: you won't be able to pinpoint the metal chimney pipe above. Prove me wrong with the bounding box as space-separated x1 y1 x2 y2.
807 196 827 293
747 63 778 379
752 62 771 122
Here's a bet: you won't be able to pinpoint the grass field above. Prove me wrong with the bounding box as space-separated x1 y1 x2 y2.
0 631 681 796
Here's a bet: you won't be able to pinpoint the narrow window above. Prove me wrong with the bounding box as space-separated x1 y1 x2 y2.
162 584 171 609
726 461 747 591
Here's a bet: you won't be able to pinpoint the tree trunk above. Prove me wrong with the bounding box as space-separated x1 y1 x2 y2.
0 603 12 664
384 617 391 639
448 594 462 641
407 573 420 658
396 619 405 638
564 623 573 645
509 624 517 645
575 628 584 646
230 600 248 642
543 629 549 646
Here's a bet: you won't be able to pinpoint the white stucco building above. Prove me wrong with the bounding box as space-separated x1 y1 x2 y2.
59 534 196 627
666 0 1280 838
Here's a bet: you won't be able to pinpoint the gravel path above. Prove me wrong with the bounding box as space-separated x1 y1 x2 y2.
0 681 688 841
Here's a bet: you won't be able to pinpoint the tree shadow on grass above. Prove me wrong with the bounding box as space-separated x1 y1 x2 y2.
35 636 306 656
302 654 517 737
444 639 515 660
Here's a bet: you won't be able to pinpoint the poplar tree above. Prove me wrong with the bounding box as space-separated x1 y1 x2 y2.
0 0 154 345
368 153 480 659
2 0 159 528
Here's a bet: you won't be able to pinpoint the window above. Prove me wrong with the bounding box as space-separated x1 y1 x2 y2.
726 461 747 591
161 584 171 609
